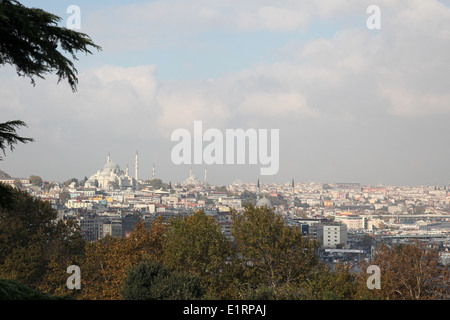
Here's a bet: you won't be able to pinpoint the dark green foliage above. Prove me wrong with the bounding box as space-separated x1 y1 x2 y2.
29 175 43 186
121 261 206 300
0 184 85 289
0 0 101 91
0 182 15 209
0 120 34 161
0 279 73 300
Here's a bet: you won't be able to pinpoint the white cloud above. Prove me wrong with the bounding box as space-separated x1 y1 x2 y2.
240 92 318 117
3 0 450 184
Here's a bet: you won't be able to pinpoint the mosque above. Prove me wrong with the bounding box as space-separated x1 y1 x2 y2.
255 178 272 208
85 153 139 190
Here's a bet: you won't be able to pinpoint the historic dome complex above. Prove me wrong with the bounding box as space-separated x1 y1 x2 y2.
256 195 272 208
85 153 138 190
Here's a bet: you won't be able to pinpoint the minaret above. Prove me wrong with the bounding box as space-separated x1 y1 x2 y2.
290 179 295 213
126 164 129 176
204 167 207 185
135 151 139 182
152 163 155 180
107 152 111 164
257 178 260 200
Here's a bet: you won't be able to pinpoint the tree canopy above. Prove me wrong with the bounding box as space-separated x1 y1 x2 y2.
0 120 34 161
0 184 85 293
121 261 206 300
0 0 101 92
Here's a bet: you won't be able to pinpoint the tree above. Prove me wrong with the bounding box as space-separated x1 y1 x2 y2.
79 176 88 187
304 262 357 300
80 219 170 300
146 178 163 189
162 210 231 298
12 179 22 189
35 218 85 297
59 191 70 205
0 279 73 300
0 184 86 291
79 235 131 300
0 120 34 161
0 122 32 207
231 204 320 297
63 178 78 188
29 175 42 186
0 0 102 92
121 261 206 300
42 182 56 192
356 241 449 300
215 186 227 192
414 205 427 215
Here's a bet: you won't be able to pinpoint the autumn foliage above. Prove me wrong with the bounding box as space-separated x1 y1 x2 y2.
1 190 449 300
356 241 449 300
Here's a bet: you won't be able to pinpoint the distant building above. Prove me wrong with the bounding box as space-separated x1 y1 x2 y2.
78 216 103 241
0 178 30 186
323 224 348 248
181 168 203 187
256 196 272 208
334 212 369 230
85 153 138 190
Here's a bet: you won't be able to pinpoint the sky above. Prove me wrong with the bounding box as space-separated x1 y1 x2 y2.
2 0 450 186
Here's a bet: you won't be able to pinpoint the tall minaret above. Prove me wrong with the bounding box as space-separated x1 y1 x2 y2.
204 167 207 185
107 152 111 164
290 179 295 209
152 163 155 180
257 178 260 200
135 151 139 182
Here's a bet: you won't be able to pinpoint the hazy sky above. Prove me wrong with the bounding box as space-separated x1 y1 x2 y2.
2 0 450 186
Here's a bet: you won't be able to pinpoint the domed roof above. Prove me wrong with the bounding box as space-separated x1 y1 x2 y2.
256 196 272 208
104 161 120 171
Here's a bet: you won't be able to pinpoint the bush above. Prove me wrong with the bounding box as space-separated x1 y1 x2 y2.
0 279 73 300
121 261 206 300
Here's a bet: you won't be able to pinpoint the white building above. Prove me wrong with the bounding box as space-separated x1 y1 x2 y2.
85 153 138 190
323 224 348 248
334 214 370 230
181 168 203 187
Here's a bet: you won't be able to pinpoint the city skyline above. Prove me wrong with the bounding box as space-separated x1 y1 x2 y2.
3 0 450 186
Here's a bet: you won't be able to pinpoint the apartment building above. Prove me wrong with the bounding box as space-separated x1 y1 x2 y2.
323 224 348 248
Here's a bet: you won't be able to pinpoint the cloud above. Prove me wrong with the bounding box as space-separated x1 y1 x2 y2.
3 0 450 185
240 92 318 117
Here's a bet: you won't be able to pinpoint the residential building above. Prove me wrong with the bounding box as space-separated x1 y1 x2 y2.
323 224 348 248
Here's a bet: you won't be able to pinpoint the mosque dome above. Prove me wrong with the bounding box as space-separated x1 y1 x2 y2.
85 153 138 190
256 196 272 208
104 161 120 171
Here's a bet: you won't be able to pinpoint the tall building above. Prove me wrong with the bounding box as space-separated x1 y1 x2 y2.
78 216 103 241
135 151 139 182
323 224 348 248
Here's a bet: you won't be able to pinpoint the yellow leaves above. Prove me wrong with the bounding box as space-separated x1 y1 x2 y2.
80 218 169 300
355 241 449 300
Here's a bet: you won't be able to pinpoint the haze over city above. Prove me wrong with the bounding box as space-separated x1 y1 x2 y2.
3 0 450 186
